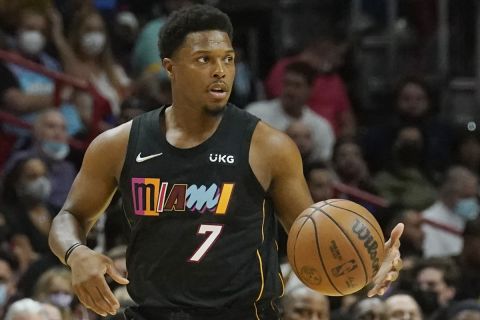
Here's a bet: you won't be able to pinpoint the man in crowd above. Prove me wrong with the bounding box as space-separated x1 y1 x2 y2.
4 109 77 211
246 61 334 162
281 285 330 320
422 166 479 258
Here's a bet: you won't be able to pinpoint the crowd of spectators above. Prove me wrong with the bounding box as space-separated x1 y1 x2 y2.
1 0 480 319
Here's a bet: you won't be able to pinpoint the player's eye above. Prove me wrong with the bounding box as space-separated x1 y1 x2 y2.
198 56 209 63
224 56 234 63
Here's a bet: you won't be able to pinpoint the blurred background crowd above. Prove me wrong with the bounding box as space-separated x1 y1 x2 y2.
1 0 480 319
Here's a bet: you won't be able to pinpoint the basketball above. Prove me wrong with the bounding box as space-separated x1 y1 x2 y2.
287 199 385 296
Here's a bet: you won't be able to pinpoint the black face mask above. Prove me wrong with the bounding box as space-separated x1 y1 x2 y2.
412 288 439 315
394 142 423 167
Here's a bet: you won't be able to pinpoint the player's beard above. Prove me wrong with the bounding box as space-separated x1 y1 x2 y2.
203 104 226 117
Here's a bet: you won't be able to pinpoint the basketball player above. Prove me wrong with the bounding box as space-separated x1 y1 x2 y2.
48 5 404 320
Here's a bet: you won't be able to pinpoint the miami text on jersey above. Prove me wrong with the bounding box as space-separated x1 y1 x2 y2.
131 178 235 216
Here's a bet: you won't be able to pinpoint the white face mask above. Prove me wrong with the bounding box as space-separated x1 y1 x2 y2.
18 30 46 55
81 31 106 56
454 197 480 221
41 140 70 161
49 292 74 308
17 176 52 202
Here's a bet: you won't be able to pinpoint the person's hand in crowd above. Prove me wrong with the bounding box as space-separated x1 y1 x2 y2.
46 7 64 39
11 234 39 272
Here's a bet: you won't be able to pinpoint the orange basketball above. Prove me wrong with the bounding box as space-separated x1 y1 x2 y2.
287 199 385 296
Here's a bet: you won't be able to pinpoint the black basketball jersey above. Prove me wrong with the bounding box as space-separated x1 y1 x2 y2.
118 104 283 319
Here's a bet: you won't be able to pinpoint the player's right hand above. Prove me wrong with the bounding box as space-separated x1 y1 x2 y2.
68 246 129 316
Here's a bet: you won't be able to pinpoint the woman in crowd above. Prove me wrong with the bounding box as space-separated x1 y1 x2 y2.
49 6 131 128
0 157 54 272
33 267 75 320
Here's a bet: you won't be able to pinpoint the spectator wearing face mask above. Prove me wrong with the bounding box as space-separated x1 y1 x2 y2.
0 8 73 157
361 76 454 175
49 6 130 120
373 126 437 212
33 267 75 320
421 166 479 258
4 109 77 211
411 257 459 320
0 9 60 122
0 7 84 151
0 157 53 257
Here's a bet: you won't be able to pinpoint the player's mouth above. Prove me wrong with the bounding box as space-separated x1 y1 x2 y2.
208 83 228 100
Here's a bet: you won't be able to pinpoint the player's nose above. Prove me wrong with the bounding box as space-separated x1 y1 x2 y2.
212 59 226 79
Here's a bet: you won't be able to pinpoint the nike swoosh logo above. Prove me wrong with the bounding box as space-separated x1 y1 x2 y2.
136 152 163 163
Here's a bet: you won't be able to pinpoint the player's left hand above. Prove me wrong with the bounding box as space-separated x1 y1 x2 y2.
367 223 404 297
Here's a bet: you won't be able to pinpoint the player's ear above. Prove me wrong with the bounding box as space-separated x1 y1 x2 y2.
162 58 174 79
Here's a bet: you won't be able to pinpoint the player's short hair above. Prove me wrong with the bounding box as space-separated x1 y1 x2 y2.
158 4 233 59
284 61 318 86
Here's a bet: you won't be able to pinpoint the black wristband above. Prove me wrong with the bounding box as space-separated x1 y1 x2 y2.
64 243 84 266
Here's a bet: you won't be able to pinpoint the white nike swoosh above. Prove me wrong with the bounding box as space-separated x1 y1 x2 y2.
136 152 163 163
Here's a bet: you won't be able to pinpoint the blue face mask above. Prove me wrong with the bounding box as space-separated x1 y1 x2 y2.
41 140 70 161
0 283 7 306
454 197 480 221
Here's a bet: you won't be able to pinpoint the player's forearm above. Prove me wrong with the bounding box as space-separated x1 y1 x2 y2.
48 210 89 265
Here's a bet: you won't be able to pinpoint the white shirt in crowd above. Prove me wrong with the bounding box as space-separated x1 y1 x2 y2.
422 201 465 258
245 99 335 161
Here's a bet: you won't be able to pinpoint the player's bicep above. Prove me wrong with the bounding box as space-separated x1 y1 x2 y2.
62 136 119 230
267 132 313 232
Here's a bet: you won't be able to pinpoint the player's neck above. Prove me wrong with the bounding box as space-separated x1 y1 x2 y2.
166 103 223 136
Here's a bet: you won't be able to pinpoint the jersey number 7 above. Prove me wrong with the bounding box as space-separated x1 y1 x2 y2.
188 224 224 262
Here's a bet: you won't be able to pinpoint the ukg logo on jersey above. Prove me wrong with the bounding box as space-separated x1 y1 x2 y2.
131 178 235 216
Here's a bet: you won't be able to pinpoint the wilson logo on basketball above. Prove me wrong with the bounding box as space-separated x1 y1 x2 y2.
351 219 380 274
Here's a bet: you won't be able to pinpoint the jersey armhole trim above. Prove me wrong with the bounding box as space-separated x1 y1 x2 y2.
243 120 267 196
119 118 141 186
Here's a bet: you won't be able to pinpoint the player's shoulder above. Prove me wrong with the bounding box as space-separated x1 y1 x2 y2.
84 121 132 165
252 121 299 159
82 121 133 177
90 121 132 149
